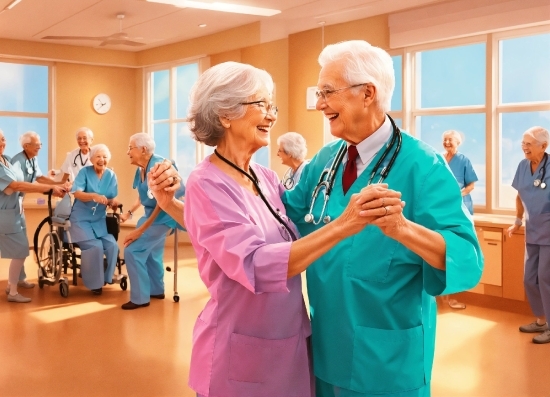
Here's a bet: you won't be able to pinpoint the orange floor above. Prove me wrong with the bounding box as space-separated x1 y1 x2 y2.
1 246 548 397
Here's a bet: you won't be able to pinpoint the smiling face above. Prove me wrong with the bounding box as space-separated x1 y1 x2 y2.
442 133 460 154
91 149 109 172
277 144 292 166
521 134 547 162
127 140 147 166
23 135 42 158
316 59 371 144
76 131 92 153
226 85 276 153
0 132 5 156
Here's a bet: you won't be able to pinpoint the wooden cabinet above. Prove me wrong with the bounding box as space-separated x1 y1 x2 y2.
476 227 502 286
502 230 526 301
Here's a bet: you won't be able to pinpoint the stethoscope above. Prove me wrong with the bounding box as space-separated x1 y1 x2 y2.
214 149 298 241
282 161 306 190
533 152 548 189
24 152 36 181
304 115 402 225
73 149 89 167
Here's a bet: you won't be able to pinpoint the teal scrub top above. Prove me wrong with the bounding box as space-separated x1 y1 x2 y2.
447 152 478 215
69 166 118 242
283 133 484 396
132 153 185 229
10 151 43 184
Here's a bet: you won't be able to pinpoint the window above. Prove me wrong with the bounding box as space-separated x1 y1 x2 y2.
412 41 486 207
0 61 50 172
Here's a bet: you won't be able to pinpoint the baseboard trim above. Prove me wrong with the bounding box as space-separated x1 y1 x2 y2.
452 291 532 316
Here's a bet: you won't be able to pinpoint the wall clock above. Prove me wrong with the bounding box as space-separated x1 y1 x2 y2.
93 93 111 114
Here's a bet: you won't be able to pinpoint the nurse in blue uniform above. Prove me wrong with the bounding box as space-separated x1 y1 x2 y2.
442 129 478 309
119 133 184 310
10 131 67 288
507 126 550 344
283 40 484 397
68 144 119 294
0 130 66 303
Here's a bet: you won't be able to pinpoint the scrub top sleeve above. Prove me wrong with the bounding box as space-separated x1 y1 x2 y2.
109 172 118 198
71 168 87 193
415 161 484 296
282 157 314 223
0 167 15 191
132 168 140 190
511 162 522 191
464 157 479 185
35 163 43 179
186 178 291 294
60 152 72 175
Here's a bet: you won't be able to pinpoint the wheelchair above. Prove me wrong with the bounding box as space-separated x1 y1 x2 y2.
33 191 128 298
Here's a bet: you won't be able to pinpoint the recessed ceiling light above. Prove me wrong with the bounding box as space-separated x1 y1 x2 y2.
198 24 207 28
146 0 281 17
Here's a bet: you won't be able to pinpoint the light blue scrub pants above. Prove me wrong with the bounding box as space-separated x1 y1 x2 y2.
316 377 430 397
124 224 169 305
524 244 550 321
77 235 118 290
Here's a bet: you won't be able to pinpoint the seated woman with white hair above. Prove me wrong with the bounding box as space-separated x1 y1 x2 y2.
67 144 120 295
277 132 309 190
54 127 94 183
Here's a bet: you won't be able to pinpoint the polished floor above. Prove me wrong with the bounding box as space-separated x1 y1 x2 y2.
1 246 548 397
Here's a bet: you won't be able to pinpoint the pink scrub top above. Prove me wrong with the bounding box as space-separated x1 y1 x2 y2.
184 156 313 397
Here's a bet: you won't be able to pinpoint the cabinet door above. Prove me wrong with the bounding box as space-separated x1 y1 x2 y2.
477 229 503 286
502 232 526 301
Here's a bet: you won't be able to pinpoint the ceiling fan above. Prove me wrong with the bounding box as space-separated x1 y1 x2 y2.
42 14 146 47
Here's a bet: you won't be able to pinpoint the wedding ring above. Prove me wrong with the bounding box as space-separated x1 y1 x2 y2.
383 206 388 216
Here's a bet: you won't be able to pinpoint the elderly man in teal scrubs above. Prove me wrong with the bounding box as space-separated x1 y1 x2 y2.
283 40 484 397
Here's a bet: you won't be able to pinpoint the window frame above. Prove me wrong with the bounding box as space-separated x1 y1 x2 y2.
0 59 54 169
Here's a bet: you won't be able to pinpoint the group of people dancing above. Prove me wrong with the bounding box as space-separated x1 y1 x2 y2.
1 37 547 396
0 127 184 310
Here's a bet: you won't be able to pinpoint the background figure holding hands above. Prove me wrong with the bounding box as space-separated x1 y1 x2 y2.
283 40 483 396
277 132 309 189
507 126 550 344
147 61 404 397
442 129 478 309
118 133 184 310
67 144 119 295
0 130 66 303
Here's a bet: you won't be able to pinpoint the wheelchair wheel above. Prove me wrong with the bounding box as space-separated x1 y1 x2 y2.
173 295 180 303
38 232 62 281
59 281 69 298
120 277 128 291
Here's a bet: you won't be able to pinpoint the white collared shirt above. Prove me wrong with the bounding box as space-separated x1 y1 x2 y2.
343 115 393 177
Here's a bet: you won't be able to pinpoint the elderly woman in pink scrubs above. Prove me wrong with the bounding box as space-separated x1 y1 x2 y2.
147 61 404 397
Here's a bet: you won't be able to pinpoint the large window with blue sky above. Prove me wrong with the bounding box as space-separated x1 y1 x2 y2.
0 61 50 173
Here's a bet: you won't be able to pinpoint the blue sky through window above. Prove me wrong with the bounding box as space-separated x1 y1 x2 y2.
0 117 49 173
391 55 402 111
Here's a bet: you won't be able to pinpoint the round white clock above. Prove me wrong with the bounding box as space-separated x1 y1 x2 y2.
93 93 111 114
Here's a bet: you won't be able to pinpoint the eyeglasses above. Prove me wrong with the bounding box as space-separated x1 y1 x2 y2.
26 142 42 148
521 141 540 148
315 83 366 101
127 146 138 151
241 100 278 116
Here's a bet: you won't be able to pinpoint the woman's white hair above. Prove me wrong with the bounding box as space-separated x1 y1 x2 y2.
75 127 94 140
442 130 464 145
318 40 395 113
129 132 155 155
277 132 307 161
188 61 274 146
90 143 111 162
523 126 549 146
19 131 40 147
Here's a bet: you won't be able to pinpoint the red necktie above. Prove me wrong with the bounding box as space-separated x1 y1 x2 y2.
342 145 358 194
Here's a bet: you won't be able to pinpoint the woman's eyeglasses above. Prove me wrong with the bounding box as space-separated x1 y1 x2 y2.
240 100 278 116
315 83 366 101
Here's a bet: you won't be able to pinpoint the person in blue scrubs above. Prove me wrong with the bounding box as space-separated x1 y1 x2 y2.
10 131 68 289
283 40 484 397
0 130 66 303
277 132 309 190
67 144 119 295
507 126 550 344
119 133 184 310
442 129 479 309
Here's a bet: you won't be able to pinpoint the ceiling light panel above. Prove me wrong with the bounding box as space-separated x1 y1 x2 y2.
146 0 281 16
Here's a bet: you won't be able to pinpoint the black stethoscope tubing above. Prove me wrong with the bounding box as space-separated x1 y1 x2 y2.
214 149 298 241
534 152 548 189
73 150 89 167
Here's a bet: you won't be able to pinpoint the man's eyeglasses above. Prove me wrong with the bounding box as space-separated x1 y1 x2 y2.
315 83 366 101
26 142 42 148
241 100 278 116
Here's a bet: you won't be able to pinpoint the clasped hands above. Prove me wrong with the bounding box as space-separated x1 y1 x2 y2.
339 183 406 238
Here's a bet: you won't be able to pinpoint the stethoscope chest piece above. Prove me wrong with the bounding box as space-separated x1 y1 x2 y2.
541 182 547 189
27 166 33 174
147 189 154 199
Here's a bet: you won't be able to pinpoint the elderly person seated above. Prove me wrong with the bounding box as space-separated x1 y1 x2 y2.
441 129 478 309
67 144 119 295
507 126 550 344
1 129 66 303
145 61 403 397
277 132 309 189
118 132 184 310
10 130 67 290
54 127 94 183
